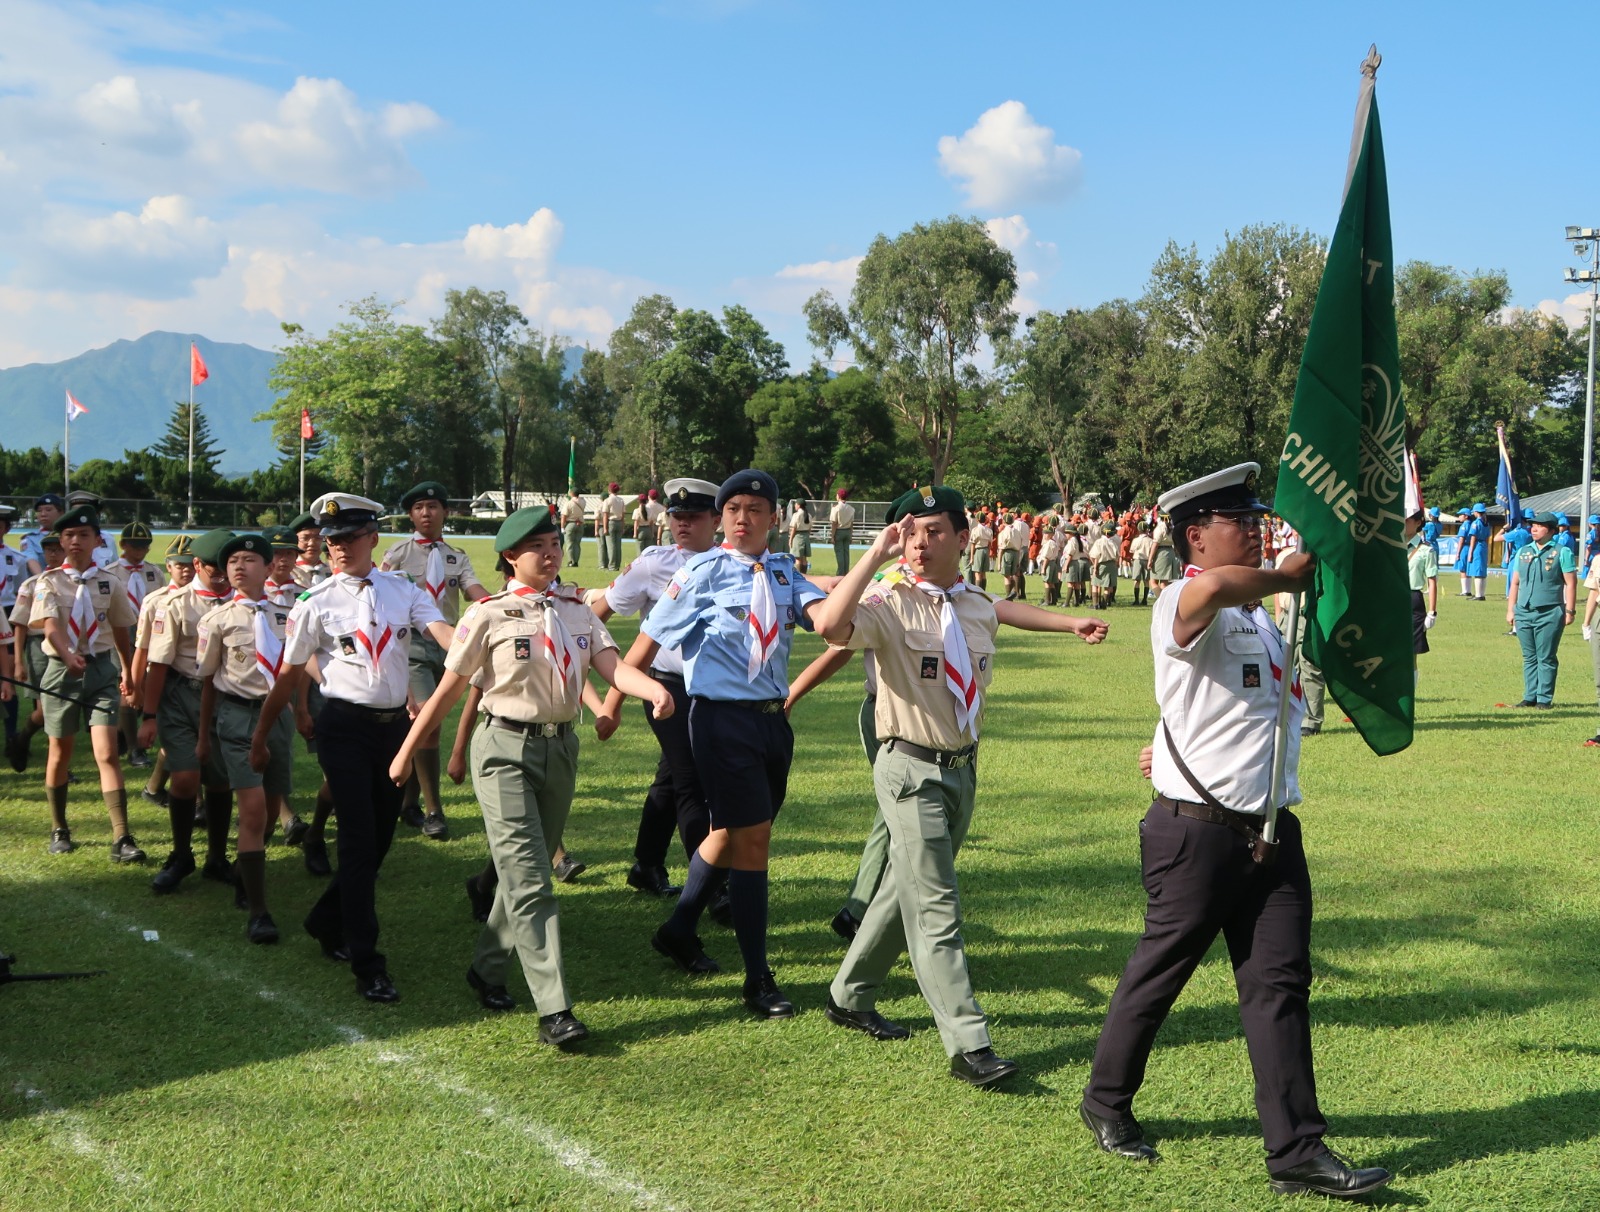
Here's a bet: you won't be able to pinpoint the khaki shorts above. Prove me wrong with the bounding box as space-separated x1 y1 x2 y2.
972 550 991 572
42 652 121 738
158 674 227 781
792 534 812 557
1000 549 1019 576
214 692 294 794
24 634 46 689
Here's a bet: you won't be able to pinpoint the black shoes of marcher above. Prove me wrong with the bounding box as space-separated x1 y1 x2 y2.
831 907 861 941
305 922 350 963
151 850 196 894
7 733 29 772
1079 1102 1158 1161
466 966 515 1012
949 1047 1019 1087
399 802 425 829
110 835 147 864
651 925 719 974
356 972 400 1003
824 995 908 1040
141 787 169 807
281 815 310 847
626 863 681 896
538 1010 590 1047
553 854 586 883
421 811 449 840
201 855 233 882
303 836 332 877
247 914 280 945
742 969 796 1019
48 828 75 855
465 875 493 922
1267 1150 1391 1199
1512 699 1537 708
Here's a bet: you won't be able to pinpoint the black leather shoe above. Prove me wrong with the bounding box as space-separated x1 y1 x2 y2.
304 922 350 963
742 969 796 1019
303 835 332 877
465 875 494 922
281 815 310 847
949 1047 1018 1087
1512 699 1537 708
1267 1150 1391 1199
110 834 147 864
201 855 233 883
553 854 586 883
6 733 27 773
247 913 280 945
151 851 196 894
356 972 400 1003
824 995 908 1040
466 966 514 1011
421 810 449 840
627 863 681 896
48 827 75 855
1080 1102 1157 1160
399 802 424 829
141 787 169 808
538 1010 590 1047
651 925 719 974
831 907 861 942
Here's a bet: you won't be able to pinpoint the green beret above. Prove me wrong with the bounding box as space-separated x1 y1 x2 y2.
288 511 318 533
120 521 153 544
218 533 272 565
886 484 967 524
1531 511 1559 528
41 531 61 547
262 525 298 551
191 528 237 566
494 506 558 552
53 508 100 534
400 481 449 511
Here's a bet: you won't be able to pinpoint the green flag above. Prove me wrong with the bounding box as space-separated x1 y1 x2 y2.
567 435 576 494
1276 49 1413 756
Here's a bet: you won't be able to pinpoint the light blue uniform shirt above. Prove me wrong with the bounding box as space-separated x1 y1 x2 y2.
643 546 826 701
18 529 46 571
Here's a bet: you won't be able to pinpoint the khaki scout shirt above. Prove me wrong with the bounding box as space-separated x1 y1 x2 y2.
135 583 175 650
445 588 618 724
380 536 484 626
830 501 855 535
598 493 627 525
10 572 43 631
292 560 330 589
147 583 234 678
843 574 997 751
30 564 138 658
197 598 290 700
561 498 587 526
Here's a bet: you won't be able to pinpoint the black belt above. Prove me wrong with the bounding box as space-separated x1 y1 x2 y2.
218 690 266 708
692 696 785 714
1155 793 1266 841
885 737 977 769
324 698 407 724
485 714 573 738
648 668 685 684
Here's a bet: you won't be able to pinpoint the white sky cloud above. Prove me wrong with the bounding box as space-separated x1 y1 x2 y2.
938 101 1083 210
1533 293 1594 331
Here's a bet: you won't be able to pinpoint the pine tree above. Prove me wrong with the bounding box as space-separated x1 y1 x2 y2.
152 401 226 470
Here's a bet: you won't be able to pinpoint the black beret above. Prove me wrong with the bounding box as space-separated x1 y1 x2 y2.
52 508 100 534
715 469 779 511
218 533 272 564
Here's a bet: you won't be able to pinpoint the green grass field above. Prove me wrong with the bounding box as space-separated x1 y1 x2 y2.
3 540 1598 1211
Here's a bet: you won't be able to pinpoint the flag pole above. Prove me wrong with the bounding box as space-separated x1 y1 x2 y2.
299 417 306 514
187 371 195 527
63 399 70 497
1263 536 1306 848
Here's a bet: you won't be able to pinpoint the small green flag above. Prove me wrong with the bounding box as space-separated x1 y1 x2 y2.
567 436 576 494
1276 49 1413 756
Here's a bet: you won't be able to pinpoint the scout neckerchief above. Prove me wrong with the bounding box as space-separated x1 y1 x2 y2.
509 580 580 702
337 572 390 683
66 566 98 654
895 561 980 739
411 533 448 605
118 557 150 610
719 544 778 682
253 598 285 688
1183 564 1301 702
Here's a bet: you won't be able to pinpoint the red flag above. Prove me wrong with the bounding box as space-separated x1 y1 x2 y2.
300 408 314 440
65 390 89 422
190 342 209 386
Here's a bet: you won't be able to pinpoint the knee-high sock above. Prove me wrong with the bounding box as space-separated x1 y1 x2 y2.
46 783 69 832
168 795 197 855
726 868 770 979
234 849 268 916
414 748 442 814
102 788 129 837
204 787 233 862
145 749 168 794
666 852 719 936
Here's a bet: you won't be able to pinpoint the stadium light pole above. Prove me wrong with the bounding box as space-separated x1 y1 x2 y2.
1564 226 1600 535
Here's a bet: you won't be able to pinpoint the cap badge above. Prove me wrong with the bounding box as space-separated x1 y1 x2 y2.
324 501 339 516
1244 470 1257 492
676 488 688 501
749 479 760 491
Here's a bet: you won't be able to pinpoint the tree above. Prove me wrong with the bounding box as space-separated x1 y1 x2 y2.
562 347 618 488
805 215 1017 483
604 294 679 486
747 367 906 500
996 309 1094 507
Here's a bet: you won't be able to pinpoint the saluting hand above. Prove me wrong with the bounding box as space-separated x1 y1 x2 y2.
867 516 910 565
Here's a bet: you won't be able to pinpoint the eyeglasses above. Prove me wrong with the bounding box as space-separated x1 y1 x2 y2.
1204 514 1264 533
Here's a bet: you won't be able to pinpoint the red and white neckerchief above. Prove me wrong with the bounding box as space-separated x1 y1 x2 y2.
193 584 232 608
896 562 980 739
412 534 448 604
118 558 149 610
720 544 778 682
338 573 390 683
253 598 285 688
66 568 98 654
264 578 296 607
509 581 580 703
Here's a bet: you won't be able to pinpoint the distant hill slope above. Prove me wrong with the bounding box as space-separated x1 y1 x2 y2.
0 333 594 475
0 332 281 475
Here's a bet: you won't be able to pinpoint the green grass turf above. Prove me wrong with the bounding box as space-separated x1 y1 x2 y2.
2 543 1599 1210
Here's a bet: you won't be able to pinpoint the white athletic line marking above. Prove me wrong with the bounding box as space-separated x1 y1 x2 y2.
63 894 684 1211
13 1081 145 1187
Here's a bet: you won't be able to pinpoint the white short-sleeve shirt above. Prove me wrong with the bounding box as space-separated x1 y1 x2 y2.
601 544 693 675
284 570 445 709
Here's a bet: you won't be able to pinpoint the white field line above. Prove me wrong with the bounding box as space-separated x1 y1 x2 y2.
11 1080 145 1188
57 895 687 1212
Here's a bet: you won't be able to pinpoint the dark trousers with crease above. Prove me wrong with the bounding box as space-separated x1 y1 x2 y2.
1083 802 1328 1173
633 672 710 868
303 700 408 980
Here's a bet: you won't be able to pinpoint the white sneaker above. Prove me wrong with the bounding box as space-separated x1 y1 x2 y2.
1585 626 1593 642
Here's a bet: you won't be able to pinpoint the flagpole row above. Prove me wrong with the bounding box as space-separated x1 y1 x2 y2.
1262 536 1306 847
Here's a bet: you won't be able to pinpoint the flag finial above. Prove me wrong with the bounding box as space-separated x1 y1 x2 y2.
1361 44 1381 79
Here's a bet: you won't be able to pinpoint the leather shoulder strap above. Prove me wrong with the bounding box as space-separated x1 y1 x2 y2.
1160 720 1229 812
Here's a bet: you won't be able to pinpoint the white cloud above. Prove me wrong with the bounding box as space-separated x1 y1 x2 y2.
74 75 197 152
464 209 565 267
24 195 227 298
774 256 863 287
938 101 1083 210
1533 293 1594 331
984 215 1031 253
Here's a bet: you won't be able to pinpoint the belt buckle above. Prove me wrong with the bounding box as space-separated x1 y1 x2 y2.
951 751 973 769
539 722 558 738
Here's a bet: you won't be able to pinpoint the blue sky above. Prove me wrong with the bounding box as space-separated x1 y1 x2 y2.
0 0 1592 371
